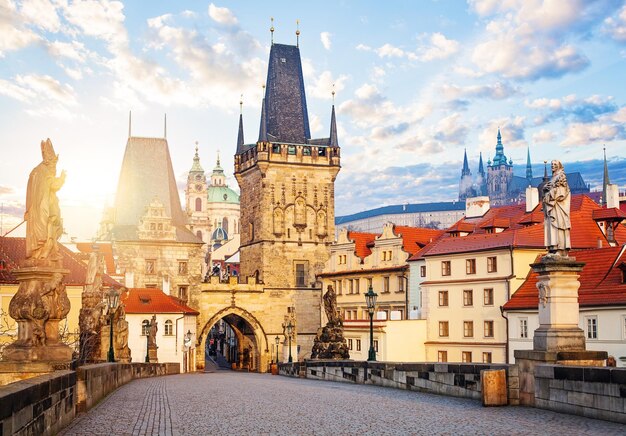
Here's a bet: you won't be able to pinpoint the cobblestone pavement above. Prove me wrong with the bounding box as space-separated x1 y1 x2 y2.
61 372 626 436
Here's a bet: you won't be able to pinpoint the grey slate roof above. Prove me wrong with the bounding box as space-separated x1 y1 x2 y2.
112 136 201 244
335 201 466 225
262 43 311 144
508 172 590 195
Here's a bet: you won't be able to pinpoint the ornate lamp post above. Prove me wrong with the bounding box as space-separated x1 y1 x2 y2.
105 288 120 363
365 285 378 362
286 321 294 363
274 335 280 364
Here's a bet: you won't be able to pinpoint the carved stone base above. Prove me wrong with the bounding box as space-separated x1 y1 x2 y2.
533 326 586 352
310 323 350 360
148 346 158 363
2 342 73 362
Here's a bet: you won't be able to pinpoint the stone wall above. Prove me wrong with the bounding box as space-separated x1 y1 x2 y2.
0 370 76 435
534 364 626 424
279 360 519 403
0 362 179 436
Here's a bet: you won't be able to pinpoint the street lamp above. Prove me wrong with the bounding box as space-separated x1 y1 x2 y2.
274 335 280 364
286 321 294 363
365 285 378 362
105 288 120 363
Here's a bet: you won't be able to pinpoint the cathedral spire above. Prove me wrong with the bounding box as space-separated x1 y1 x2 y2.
478 152 485 176
603 146 610 207
258 87 267 142
491 128 509 167
236 97 245 154
526 146 533 180
190 141 204 173
461 148 471 176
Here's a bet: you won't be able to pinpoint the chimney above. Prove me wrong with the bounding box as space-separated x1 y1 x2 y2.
525 186 539 212
465 196 490 218
597 238 603 249
607 184 619 209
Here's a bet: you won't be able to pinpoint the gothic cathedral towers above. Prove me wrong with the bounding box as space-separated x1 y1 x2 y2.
486 128 514 206
234 43 340 289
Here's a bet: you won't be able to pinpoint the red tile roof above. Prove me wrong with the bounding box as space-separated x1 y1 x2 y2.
592 208 626 221
0 237 121 288
75 242 117 275
424 195 626 256
347 231 379 260
393 226 443 255
503 246 626 310
121 288 199 315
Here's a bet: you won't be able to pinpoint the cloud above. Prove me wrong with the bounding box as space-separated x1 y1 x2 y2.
433 113 468 144
20 0 61 32
478 117 527 153
532 129 555 144
355 43 372 51
0 185 14 195
561 122 624 147
376 43 406 58
320 32 332 50
304 67 349 100
441 82 519 101
467 0 620 80
208 3 238 26
604 4 626 42
527 94 618 125
416 32 459 61
0 0 41 57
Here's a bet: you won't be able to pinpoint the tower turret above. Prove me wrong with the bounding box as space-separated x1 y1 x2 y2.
526 146 533 181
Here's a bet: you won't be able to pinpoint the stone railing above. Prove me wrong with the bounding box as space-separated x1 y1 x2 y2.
0 362 179 435
279 360 519 404
534 364 626 424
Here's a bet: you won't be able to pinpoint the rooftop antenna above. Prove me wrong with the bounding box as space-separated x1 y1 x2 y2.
164 113 167 138
332 83 335 104
296 19 300 47
270 17 274 45
128 110 132 138
240 94 243 114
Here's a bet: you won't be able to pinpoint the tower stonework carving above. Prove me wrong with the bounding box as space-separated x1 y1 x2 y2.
234 43 340 289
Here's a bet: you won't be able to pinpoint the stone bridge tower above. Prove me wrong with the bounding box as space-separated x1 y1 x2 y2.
235 42 341 288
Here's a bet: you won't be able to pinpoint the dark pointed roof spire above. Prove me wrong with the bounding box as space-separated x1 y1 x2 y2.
478 152 485 176
526 146 533 180
461 148 471 176
258 85 267 142
329 104 338 148
491 127 510 167
603 146 610 207
236 97 245 154
497 127 502 144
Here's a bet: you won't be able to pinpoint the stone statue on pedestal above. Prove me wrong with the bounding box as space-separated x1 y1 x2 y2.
113 303 131 362
311 285 350 360
79 253 106 363
542 160 571 257
148 314 158 362
3 139 72 363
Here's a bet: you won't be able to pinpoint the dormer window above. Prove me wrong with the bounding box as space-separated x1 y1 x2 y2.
619 262 626 284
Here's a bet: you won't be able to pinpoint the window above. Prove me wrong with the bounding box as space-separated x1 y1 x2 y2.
348 279 354 294
356 339 361 351
586 316 598 339
463 290 473 306
178 286 188 301
272 144 281 153
142 319 150 336
462 351 472 363
302 146 311 156
381 250 392 261
367 278 372 290
145 259 155 274
222 217 229 234
483 288 494 306
195 197 202 211
347 339 353 350
337 280 343 295
354 279 360 294
482 352 492 363
397 276 405 293
438 350 448 362
420 265 426 277
466 259 476 275
487 256 497 273
383 276 390 293
438 290 449 307
287 145 296 155
463 321 474 338
196 230 203 240
178 261 188 275
439 321 449 337
441 261 451 276
338 254 347 265
164 320 173 336
484 321 494 338
373 340 379 352
623 316 626 339
295 262 307 287
520 318 528 338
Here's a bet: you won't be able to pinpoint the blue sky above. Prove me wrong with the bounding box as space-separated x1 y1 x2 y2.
1 0 626 239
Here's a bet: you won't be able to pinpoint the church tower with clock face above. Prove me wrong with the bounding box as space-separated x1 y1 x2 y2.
185 145 210 244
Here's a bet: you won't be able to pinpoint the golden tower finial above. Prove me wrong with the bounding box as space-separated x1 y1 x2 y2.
296 19 300 47
240 94 243 114
270 17 274 45
332 83 335 104
195 140 198 154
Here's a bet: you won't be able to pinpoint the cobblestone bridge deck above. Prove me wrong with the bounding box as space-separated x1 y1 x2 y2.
61 372 626 435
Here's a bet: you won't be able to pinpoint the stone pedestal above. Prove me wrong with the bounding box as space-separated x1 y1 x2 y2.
310 323 349 360
3 267 72 364
148 346 158 363
532 256 586 352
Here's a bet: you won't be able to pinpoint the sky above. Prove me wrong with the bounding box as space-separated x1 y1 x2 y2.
1 0 626 240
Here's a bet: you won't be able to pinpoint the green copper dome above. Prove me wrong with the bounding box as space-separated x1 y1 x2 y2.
207 185 239 204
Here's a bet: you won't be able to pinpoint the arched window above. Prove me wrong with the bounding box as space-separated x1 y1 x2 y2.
196 230 203 240
142 319 150 335
222 217 229 235
164 320 173 336
195 197 202 211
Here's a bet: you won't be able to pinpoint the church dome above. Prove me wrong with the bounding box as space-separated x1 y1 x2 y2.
212 225 228 242
207 186 240 204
